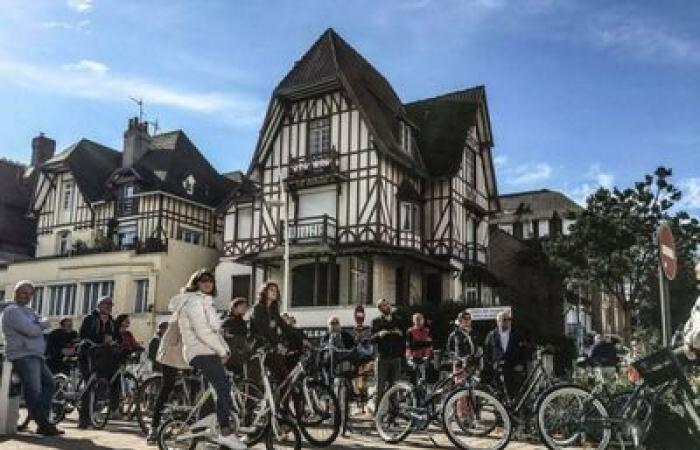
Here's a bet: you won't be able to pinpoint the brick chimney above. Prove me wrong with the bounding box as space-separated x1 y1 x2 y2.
122 117 150 168
31 133 55 167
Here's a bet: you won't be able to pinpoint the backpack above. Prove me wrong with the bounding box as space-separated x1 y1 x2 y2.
155 298 191 370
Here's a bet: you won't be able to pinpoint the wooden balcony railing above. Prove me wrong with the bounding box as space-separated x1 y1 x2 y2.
288 150 340 179
282 215 337 245
116 198 139 217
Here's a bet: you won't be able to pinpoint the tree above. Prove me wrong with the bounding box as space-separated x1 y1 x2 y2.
547 167 699 336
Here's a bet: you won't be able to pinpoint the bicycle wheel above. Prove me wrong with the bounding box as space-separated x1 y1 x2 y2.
120 372 139 419
232 378 268 446
537 384 611 450
88 377 111 429
442 387 512 450
607 390 653 447
48 374 68 425
158 418 197 450
265 417 302 450
374 382 415 444
136 375 163 434
295 380 340 447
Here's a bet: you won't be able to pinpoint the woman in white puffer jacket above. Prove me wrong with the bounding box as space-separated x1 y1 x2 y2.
171 268 245 450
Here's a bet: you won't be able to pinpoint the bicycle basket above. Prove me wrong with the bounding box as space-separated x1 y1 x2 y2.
631 348 684 387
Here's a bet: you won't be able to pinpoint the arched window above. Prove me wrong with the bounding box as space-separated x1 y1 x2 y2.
291 262 339 307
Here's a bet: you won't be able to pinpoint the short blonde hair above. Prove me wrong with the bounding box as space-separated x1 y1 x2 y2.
377 298 392 308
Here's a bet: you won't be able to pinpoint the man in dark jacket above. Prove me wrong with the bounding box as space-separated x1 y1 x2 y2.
147 322 168 373
77 295 117 428
484 310 528 399
46 317 79 374
371 298 405 410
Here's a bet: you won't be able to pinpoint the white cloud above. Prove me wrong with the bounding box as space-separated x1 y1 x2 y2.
586 14 700 66
0 58 264 128
63 59 109 75
67 0 94 13
40 19 90 30
566 163 616 205
507 162 552 185
679 178 700 210
493 155 508 168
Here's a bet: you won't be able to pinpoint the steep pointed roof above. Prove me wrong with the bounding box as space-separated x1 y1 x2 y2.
264 28 426 175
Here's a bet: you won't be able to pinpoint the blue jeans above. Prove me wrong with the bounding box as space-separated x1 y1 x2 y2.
190 355 233 429
13 355 55 426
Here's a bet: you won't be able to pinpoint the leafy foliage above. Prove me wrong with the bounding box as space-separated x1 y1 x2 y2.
546 167 699 335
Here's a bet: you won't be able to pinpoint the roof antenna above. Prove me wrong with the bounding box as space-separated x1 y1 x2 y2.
151 118 160 135
129 96 144 122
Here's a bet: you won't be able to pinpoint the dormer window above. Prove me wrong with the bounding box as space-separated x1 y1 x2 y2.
400 201 419 232
62 181 73 211
183 174 196 195
308 117 331 155
398 121 411 153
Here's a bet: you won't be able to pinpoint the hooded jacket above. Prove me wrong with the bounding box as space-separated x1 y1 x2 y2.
169 292 228 363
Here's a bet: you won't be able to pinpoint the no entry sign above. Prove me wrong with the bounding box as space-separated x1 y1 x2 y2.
657 222 677 281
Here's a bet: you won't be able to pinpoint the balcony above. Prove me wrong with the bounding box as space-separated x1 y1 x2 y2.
116 198 139 217
286 150 343 188
283 215 337 245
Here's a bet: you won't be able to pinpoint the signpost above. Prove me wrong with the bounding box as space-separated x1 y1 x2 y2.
466 306 512 321
657 222 676 346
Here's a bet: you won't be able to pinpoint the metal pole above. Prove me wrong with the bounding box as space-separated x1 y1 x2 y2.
658 264 671 346
279 165 290 314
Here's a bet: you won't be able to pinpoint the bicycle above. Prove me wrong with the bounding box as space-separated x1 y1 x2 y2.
47 356 85 425
537 346 700 450
375 355 512 449
86 348 141 429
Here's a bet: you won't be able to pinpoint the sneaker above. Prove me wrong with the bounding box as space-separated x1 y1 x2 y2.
214 433 247 450
36 424 64 436
146 430 159 445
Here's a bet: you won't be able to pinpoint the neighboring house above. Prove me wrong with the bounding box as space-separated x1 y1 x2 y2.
217 29 501 327
0 118 233 339
0 134 55 269
490 189 627 344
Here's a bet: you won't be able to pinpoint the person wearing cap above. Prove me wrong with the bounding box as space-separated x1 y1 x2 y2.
371 298 405 409
1 280 63 436
77 295 117 428
45 317 79 374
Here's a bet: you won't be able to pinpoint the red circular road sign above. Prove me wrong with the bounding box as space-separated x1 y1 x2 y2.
657 222 677 281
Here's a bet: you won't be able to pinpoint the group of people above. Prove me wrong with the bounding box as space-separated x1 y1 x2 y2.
2 262 699 449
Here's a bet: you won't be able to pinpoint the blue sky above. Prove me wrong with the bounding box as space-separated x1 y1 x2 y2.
0 0 698 213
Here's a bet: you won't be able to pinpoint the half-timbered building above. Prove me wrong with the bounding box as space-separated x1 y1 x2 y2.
217 29 501 327
0 118 233 339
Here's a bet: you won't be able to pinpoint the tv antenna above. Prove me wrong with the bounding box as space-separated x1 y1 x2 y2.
129 96 144 122
151 118 160 135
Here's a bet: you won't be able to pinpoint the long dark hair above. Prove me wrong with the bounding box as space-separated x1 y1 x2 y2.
115 313 130 331
257 281 280 306
184 268 217 297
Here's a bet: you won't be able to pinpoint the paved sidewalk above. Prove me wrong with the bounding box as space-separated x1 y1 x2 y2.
0 417 546 449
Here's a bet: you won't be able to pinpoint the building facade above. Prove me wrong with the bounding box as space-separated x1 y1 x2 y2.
217 29 500 327
0 119 233 340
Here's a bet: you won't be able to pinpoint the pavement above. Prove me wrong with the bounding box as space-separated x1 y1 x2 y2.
0 416 547 450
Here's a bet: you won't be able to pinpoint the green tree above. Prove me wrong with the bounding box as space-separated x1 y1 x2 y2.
547 167 699 336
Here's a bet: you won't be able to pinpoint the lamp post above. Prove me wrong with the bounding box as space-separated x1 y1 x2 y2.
268 169 290 313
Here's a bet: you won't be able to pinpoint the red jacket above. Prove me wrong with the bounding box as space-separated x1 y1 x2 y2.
406 326 432 359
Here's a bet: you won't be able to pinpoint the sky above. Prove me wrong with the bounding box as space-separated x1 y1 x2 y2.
0 0 698 214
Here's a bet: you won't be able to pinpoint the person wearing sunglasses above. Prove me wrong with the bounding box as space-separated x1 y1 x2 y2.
484 310 527 398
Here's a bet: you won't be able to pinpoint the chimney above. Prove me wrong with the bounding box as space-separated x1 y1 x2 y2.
122 117 150 168
31 133 56 167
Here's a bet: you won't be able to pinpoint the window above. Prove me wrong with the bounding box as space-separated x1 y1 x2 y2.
118 224 138 248
291 262 339 307
0 289 5 300
231 275 251 301
236 207 253 240
350 257 372 305
464 280 479 306
134 279 149 313
48 284 76 316
58 230 72 255
178 226 202 245
400 201 419 232
62 181 73 211
308 117 331 155
465 149 477 186
30 287 44 314
183 174 196 195
82 281 114 314
398 121 411 153
512 222 524 239
122 184 135 198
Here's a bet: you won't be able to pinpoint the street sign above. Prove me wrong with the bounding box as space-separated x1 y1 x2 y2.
466 306 512 321
657 222 677 281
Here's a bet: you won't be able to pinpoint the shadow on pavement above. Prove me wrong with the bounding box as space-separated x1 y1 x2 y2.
0 434 118 450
